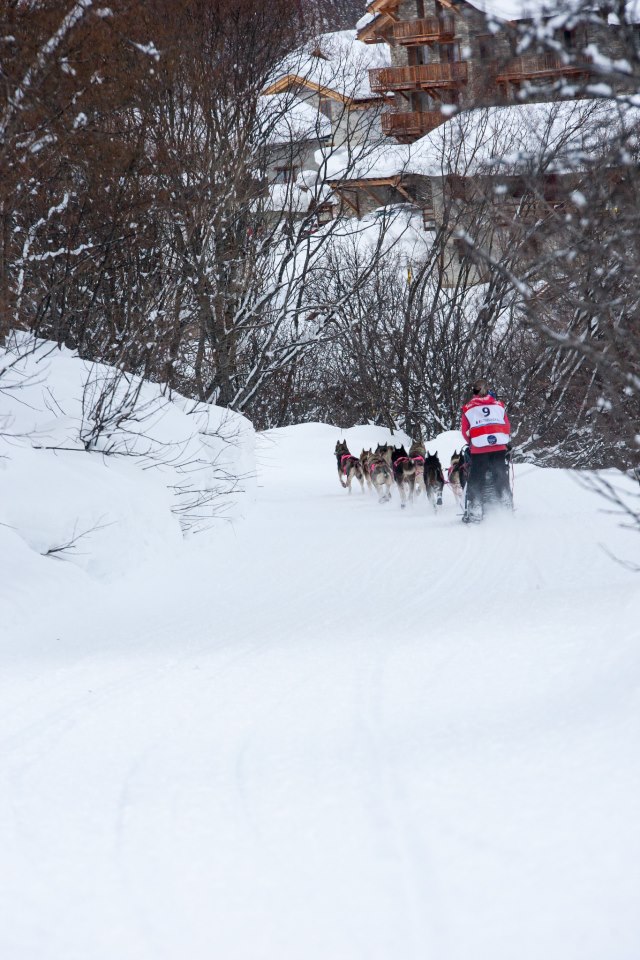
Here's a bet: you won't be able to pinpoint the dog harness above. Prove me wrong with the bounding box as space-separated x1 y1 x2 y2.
394 455 425 468
340 453 356 474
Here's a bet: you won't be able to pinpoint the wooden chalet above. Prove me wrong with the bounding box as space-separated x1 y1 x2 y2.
318 0 632 284
327 94 634 286
357 0 601 144
262 34 391 154
263 71 386 132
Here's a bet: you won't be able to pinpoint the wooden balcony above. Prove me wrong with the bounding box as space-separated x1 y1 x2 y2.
496 53 585 83
392 15 455 45
381 110 445 141
369 61 467 93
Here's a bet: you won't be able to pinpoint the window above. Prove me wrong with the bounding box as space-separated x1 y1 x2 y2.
478 35 493 59
440 41 460 62
316 204 334 225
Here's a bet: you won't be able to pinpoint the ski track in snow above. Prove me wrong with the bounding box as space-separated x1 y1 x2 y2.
1 423 640 959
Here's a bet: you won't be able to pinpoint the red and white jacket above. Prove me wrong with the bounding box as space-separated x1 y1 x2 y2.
461 394 510 453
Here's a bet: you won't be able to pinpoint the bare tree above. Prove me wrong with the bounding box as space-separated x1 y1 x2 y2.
138 19 411 426
449 4 640 526
1 0 160 347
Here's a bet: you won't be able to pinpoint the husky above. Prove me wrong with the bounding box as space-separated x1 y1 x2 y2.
375 442 394 467
408 440 426 496
448 449 468 508
424 451 445 509
359 449 375 493
335 440 365 494
391 445 417 509
362 446 393 503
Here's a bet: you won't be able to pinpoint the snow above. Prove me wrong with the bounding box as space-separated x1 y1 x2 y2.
132 41 160 60
266 30 391 102
265 180 315 213
356 11 376 30
0 337 253 585
260 94 332 145
326 98 640 182
465 0 558 20
609 0 640 24
364 0 558 21
273 201 432 276
463 0 640 23
460 0 640 26
364 0 640 29
1 349 640 959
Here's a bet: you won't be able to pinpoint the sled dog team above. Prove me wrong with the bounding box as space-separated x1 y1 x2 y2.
335 439 467 510
335 379 514 522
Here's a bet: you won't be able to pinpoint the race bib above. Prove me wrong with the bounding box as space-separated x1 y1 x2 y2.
465 403 507 429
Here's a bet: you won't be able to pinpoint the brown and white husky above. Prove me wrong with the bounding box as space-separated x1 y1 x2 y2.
408 440 426 496
360 446 393 503
447 449 468 508
359 449 374 493
335 440 365 494
375 443 393 467
390 445 417 508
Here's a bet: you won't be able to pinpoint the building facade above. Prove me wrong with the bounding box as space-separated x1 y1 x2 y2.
358 0 620 143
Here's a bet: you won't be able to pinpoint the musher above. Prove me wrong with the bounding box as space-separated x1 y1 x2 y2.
460 378 512 522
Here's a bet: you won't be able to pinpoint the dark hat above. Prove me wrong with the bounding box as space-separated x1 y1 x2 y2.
472 378 490 396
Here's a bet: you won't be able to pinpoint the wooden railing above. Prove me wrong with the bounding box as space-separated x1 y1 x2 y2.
369 61 467 92
496 53 584 81
392 15 455 45
381 110 445 139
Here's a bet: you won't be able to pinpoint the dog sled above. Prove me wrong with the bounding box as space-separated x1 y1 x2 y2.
460 445 514 523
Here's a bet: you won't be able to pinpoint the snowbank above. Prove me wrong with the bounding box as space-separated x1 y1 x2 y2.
0 337 255 588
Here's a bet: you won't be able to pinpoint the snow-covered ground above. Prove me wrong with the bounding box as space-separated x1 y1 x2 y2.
1 349 639 959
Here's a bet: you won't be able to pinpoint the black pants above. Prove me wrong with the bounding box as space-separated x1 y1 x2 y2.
466 451 511 514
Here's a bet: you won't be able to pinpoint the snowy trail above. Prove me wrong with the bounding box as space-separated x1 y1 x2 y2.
1 423 639 959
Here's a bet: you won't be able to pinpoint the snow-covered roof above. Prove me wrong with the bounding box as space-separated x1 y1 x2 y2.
260 95 331 146
356 11 376 30
366 0 640 24
464 0 557 21
325 99 640 181
265 30 391 102
468 0 640 23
